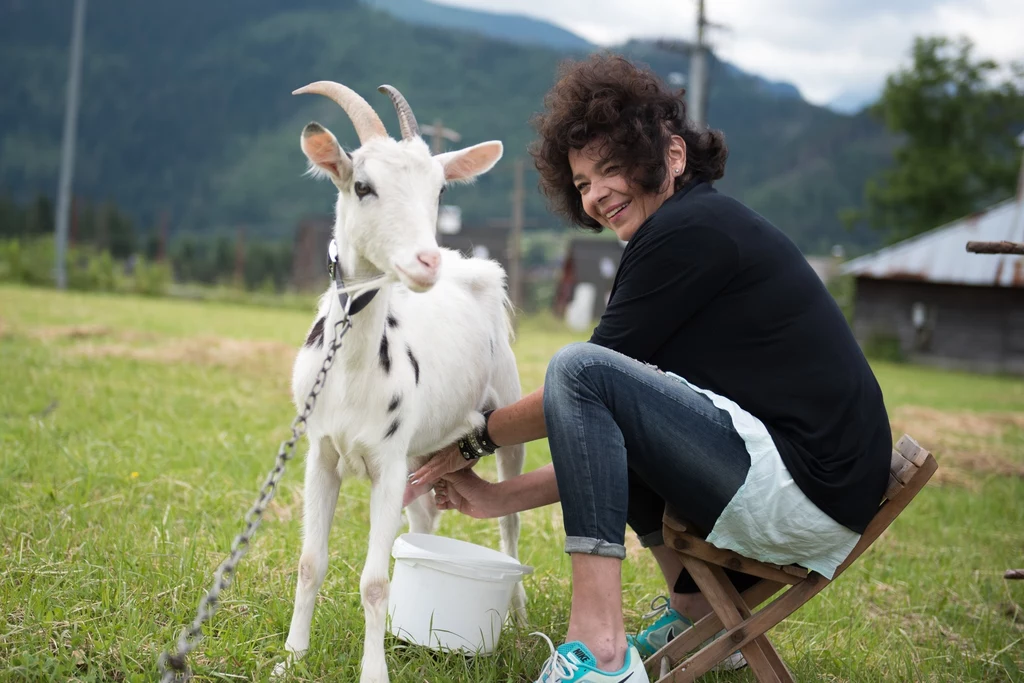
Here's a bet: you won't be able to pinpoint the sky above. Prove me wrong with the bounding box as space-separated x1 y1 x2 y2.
431 0 1024 108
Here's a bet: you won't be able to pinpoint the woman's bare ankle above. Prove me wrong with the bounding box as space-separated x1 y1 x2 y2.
565 630 627 672
670 592 712 622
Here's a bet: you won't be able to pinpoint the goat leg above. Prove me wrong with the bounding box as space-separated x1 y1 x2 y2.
275 437 342 677
496 441 528 626
359 452 408 683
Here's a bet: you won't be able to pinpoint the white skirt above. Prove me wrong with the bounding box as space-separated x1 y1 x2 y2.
665 372 860 579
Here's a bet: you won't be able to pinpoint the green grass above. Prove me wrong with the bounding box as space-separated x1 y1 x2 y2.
1 283 1022 682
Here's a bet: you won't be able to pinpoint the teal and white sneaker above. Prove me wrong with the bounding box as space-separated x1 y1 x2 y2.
627 596 693 658
628 596 747 671
532 633 650 683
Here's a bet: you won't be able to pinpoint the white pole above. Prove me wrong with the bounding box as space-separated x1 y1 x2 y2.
55 0 87 289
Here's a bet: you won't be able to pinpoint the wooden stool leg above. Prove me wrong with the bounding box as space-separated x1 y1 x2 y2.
680 556 782 682
645 580 783 681
665 573 829 682
706 563 794 683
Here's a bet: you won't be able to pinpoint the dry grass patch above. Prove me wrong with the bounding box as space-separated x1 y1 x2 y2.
24 323 297 374
890 405 1024 488
68 336 295 373
31 324 121 342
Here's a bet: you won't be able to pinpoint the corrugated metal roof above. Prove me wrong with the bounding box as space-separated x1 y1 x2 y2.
840 197 1024 287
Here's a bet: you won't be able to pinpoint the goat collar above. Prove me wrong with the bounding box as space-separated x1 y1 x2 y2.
328 239 379 316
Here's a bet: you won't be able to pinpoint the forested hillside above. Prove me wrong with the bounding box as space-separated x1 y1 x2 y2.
0 0 890 253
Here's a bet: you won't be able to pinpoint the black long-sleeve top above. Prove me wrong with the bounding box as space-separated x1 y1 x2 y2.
590 180 890 533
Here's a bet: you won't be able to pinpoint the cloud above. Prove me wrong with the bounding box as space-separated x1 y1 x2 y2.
431 0 1024 105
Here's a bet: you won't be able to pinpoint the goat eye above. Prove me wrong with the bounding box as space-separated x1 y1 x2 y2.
439 186 446 198
354 181 374 199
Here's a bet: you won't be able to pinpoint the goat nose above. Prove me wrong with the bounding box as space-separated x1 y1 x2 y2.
417 250 441 271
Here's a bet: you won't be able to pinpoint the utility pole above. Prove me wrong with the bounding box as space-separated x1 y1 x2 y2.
420 119 461 155
656 0 723 128
689 0 709 127
54 0 87 289
508 158 525 315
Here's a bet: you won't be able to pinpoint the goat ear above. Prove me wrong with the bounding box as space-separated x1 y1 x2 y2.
300 122 352 185
436 141 503 183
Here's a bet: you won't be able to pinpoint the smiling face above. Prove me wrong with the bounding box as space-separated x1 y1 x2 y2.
569 136 686 241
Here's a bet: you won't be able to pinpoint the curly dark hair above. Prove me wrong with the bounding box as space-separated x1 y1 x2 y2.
530 53 729 231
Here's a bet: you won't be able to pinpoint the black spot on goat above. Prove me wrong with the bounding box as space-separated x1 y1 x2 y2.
387 394 401 412
386 312 399 329
406 346 420 385
384 419 400 440
379 333 391 373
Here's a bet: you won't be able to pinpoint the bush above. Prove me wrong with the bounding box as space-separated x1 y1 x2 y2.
826 274 855 327
0 238 58 286
68 249 117 292
131 257 172 297
863 331 905 363
0 237 170 296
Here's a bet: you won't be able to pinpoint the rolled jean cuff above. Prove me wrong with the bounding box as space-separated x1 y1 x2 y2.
564 536 626 559
637 530 664 548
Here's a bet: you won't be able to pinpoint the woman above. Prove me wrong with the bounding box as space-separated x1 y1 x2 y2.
404 54 891 683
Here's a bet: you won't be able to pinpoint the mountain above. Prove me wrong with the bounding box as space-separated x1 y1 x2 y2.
360 0 593 50
721 63 802 101
827 85 881 115
0 0 890 254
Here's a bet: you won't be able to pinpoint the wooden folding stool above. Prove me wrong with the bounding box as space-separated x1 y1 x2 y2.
646 434 938 682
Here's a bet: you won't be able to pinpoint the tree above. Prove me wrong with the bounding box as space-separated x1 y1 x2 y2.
0 194 24 238
108 208 137 259
26 195 55 237
854 36 1024 243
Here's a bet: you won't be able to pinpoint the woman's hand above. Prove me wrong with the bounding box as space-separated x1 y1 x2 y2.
433 469 505 519
401 443 475 507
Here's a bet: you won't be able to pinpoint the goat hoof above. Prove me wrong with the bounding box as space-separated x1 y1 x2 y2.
271 650 302 679
359 657 389 683
511 606 529 628
270 660 289 679
510 583 529 626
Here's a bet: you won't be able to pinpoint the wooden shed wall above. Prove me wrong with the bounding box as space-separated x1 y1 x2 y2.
291 218 333 291
852 278 1024 374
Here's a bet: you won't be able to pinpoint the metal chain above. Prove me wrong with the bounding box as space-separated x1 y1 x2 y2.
158 307 353 682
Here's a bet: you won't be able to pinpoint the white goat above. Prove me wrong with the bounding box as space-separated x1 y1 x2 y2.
277 82 526 683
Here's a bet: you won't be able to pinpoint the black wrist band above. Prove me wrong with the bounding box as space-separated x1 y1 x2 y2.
478 409 499 453
457 410 499 461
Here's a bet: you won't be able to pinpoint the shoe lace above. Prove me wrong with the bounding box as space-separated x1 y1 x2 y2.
532 632 579 683
642 595 671 620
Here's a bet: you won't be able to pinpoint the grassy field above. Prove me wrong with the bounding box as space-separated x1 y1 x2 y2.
1 283 1022 682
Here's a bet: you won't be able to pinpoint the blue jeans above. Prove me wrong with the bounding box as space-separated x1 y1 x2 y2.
543 343 752 567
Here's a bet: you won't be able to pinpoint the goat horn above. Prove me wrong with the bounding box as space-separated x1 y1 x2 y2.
292 81 387 144
377 85 420 141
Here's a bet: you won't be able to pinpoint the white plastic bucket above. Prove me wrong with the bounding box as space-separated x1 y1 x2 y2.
388 533 533 654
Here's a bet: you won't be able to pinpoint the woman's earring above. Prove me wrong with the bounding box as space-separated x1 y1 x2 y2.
674 168 681 175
